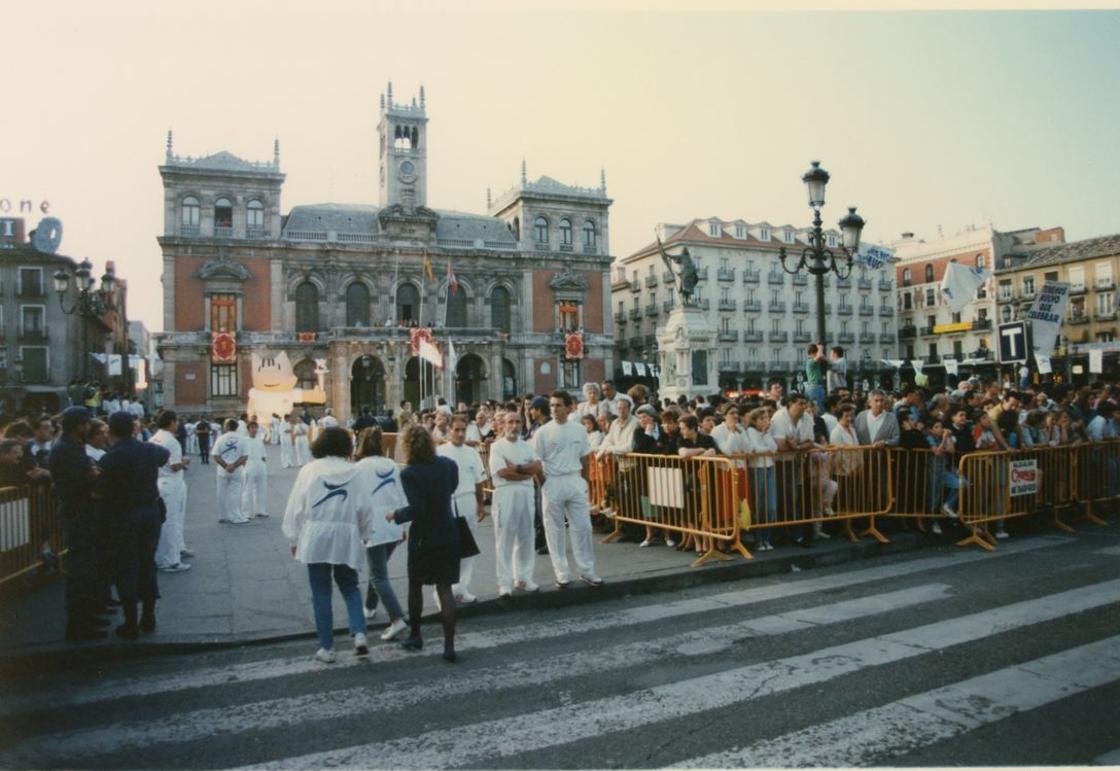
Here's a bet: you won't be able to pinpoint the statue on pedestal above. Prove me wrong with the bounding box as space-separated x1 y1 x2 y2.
657 234 699 305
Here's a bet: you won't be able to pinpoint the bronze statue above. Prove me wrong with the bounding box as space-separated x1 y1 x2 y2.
657 234 699 305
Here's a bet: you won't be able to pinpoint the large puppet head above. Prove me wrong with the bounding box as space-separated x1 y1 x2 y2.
251 352 298 391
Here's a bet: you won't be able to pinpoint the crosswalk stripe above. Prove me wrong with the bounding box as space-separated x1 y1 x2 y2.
1093 748 1120 765
234 578 1120 770
1093 545 1120 556
0 585 951 761
0 536 1065 714
677 634 1120 768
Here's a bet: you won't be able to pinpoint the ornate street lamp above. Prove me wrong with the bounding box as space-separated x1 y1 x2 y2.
54 259 117 379
779 161 866 347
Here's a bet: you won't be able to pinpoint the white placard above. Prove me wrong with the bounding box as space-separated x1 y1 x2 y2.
1026 281 1070 356
621 361 633 376
945 359 959 377
1010 459 1039 496
1035 354 1052 375
910 359 924 374
647 466 684 509
635 362 647 376
1089 349 1104 374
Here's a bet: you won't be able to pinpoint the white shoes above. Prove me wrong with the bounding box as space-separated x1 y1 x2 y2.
579 573 604 587
931 522 942 535
515 580 539 593
315 648 336 664
813 524 831 540
380 618 408 641
364 606 378 621
665 538 677 547
639 538 653 547
158 563 192 573
941 504 958 519
353 633 369 656
995 528 1009 540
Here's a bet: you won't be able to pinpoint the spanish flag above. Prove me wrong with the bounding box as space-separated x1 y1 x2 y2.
423 253 435 283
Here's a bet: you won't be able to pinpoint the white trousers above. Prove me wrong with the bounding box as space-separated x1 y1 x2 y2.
280 436 293 467
186 435 199 455
217 472 247 523
243 462 268 515
452 494 478 595
295 437 310 466
270 426 281 445
154 478 187 567
493 485 536 592
541 473 595 582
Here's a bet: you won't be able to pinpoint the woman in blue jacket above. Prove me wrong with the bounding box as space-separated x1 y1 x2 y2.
388 425 461 662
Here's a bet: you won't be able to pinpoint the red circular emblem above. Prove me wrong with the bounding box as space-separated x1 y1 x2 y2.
212 332 236 362
564 332 584 360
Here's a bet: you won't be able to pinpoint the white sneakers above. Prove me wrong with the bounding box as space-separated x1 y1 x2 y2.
380 618 408 641
931 522 943 535
315 648 336 664
353 633 369 656
515 580 539 593
942 504 959 519
364 606 378 621
158 563 192 573
579 574 604 587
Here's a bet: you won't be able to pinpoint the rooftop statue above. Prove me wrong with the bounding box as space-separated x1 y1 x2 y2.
657 234 699 305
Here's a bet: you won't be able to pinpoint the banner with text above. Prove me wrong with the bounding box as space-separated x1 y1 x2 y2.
1026 280 1070 356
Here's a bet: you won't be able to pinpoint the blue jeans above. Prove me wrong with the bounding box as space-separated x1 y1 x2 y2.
751 467 777 544
365 541 405 621
307 563 367 650
806 383 825 413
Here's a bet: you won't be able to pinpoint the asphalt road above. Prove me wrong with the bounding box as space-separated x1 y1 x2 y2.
1 527 1118 769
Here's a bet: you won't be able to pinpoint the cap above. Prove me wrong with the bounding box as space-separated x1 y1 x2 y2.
530 396 550 412
635 404 658 418
60 406 90 432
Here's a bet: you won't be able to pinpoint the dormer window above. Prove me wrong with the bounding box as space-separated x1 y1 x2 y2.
708 221 720 237
760 228 770 241
924 264 934 283
784 230 793 243
735 224 745 239
214 198 233 230
827 232 837 247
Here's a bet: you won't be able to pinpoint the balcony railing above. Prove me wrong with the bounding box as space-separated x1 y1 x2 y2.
629 308 642 320
718 300 737 311
18 328 48 342
769 301 786 313
698 298 711 310
744 359 765 371
718 331 739 342
923 326 937 336
879 306 894 317
837 277 852 289
629 336 643 348
180 224 200 236
835 332 853 343
214 225 234 238
859 306 874 316
899 326 918 339
742 300 762 312
767 272 784 285
1070 284 1087 295
717 268 735 281
769 359 787 371
718 360 741 372
662 300 675 312
972 319 992 330
768 331 788 343
1096 278 1116 290
559 243 574 252
837 304 853 316
926 354 941 364
793 331 811 343
629 281 641 293
858 278 873 291
879 279 893 291
792 303 810 314
613 312 627 326
644 334 657 348
1096 310 1118 321
742 330 763 342
792 274 808 286
663 270 675 283
879 333 896 343
645 304 658 317
859 333 876 344
1069 313 1090 325
742 269 761 284
246 227 268 239
645 275 658 287
696 267 709 281
582 244 598 255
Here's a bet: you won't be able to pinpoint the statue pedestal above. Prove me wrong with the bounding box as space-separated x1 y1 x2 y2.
658 304 717 403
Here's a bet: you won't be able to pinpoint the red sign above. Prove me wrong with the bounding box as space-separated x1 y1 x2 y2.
297 332 317 343
211 332 237 362
564 331 584 360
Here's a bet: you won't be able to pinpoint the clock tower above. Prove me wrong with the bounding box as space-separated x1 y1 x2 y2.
378 81 428 211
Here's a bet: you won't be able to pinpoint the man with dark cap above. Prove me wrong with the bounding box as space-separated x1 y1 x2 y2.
96 411 170 639
50 406 107 641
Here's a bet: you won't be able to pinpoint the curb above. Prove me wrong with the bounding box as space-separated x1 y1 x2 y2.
0 530 930 671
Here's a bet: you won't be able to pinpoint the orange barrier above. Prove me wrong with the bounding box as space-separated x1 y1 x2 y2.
595 453 750 567
1073 439 1120 525
0 485 64 586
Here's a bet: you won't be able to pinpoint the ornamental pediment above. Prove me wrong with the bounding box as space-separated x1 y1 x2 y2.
549 266 588 291
196 257 251 281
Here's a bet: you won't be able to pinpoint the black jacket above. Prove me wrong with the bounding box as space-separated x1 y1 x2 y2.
393 457 460 553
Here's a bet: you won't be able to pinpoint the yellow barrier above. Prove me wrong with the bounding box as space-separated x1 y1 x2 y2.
596 453 750 567
0 485 64 586
1073 438 1120 525
1008 444 1079 533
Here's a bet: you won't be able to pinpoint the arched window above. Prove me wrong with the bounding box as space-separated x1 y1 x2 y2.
247 199 265 231
902 267 912 285
345 281 370 327
295 281 319 332
559 218 573 246
534 216 549 244
490 286 511 332
924 264 934 283
396 283 420 324
582 219 597 249
214 197 233 230
445 287 467 328
181 196 200 228
294 359 318 391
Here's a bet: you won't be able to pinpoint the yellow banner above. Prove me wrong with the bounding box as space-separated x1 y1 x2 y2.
933 321 973 334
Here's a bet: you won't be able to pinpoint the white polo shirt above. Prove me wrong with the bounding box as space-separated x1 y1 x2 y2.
151 429 184 481
769 407 815 446
532 418 589 477
438 441 486 497
488 437 539 489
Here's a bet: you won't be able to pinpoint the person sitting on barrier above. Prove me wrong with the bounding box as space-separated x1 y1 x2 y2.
745 408 778 551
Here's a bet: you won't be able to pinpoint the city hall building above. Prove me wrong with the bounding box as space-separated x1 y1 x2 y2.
156 83 614 420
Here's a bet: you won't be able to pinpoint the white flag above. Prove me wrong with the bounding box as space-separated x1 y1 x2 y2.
883 359 905 370
910 359 925 374
419 338 443 369
635 362 647 376
1089 349 1104 374
446 338 457 372
621 361 633 376
940 262 992 313
1035 354 1052 375
945 358 959 377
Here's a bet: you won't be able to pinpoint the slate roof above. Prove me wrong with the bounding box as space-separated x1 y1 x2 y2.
282 204 379 235
523 175 608 199
434 210 516 243
165 151 279 174
1012 233 1120 268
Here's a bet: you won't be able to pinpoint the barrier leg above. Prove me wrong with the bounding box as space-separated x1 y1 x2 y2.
1051 508 1076 534
691 544 732 568
858 516 890 544
843 519 859 543
729 538 753 561
956 523 996 552
601 515 623 544
1081 503 1108 527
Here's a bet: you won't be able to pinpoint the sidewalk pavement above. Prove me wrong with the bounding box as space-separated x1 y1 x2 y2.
0 441 926 663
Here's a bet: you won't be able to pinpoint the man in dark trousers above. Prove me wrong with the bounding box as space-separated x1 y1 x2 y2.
49 407 106 641
96 412 170 639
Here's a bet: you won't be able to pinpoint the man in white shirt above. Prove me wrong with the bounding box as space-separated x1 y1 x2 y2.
128 398 145 419
827 347 848 394
319 408 339 429
437 415 487 603
211 419 250 524
152 410 192 571
242 420 270 518
292 416 311 466
769 394 816 547
488 412 541 597
533 391 601 588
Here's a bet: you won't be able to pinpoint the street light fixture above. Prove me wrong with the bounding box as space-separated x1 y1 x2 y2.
53 259 117 379
779 160 866 349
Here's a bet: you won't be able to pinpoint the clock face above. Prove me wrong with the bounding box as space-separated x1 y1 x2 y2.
399 160 416 179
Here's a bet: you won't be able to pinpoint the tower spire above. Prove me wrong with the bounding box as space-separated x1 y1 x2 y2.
486 186 492 210
380 92 385 109
600 167 607 192
419 84 426 109
521 158 527 185
387 80 393 106
273 137 280 167
166 129 173 161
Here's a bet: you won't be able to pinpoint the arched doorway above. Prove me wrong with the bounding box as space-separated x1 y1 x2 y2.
455 353 486 406
501 358 517 400
351 355 386 415
403 356 437 410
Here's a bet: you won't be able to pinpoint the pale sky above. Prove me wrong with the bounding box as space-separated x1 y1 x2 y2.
3 1 1118 332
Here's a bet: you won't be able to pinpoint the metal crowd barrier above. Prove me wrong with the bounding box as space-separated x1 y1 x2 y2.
595 453 750 567
0 485 64 586
1072 439 1120 525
